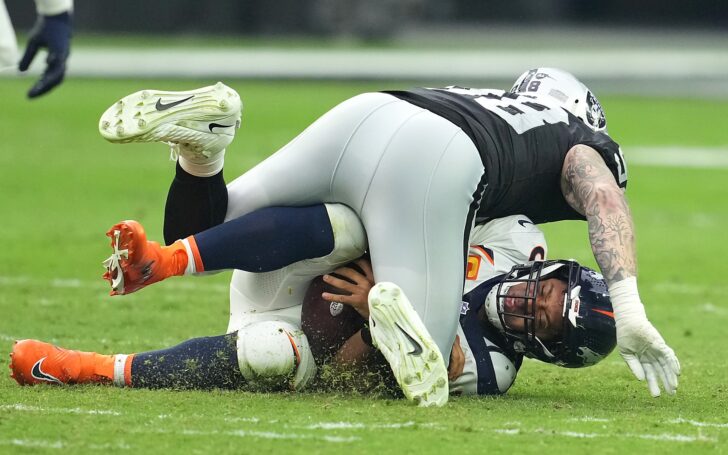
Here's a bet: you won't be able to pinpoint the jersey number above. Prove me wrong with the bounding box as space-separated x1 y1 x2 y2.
613 147 628 185
471 93 568 134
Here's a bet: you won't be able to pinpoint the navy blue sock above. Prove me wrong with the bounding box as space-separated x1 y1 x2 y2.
163 162 228 246
131 333 244 390
194 204 334 272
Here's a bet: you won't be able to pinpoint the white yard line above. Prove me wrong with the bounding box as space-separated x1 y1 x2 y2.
6 47 726 83
0 404 121 416
493 428 718 443
139 428 360 443
569 417 611 423
628 147 728 169
0 439 64 449
669 418 728 429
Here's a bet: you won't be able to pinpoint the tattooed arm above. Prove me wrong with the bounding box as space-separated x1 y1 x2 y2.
560 144 635 284
561 144 680 397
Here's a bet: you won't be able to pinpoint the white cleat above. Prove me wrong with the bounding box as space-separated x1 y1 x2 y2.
98 82 242 162
368 282 449 407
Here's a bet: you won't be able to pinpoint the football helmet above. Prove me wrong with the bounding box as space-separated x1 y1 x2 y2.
484 260 616 368
510 67 607 132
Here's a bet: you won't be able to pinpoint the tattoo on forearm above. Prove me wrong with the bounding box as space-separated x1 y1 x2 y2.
561 145 636 284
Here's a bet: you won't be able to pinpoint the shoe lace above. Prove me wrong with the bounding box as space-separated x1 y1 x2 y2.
102 229 128 293
168 142 213 162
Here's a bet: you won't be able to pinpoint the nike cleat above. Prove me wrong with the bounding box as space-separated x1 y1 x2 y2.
103 220 188 296
98 82 242 161
9 339 112 386
368 283 449 407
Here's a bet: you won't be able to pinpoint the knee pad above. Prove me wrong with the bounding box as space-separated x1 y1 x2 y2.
318 203 367 265
236 320 316 391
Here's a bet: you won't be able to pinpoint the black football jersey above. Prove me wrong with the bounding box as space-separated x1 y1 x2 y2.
383 87 628 224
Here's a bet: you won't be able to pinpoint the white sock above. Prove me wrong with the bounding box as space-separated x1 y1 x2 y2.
181 238 198 275
113 354 129 388
178 150 225 177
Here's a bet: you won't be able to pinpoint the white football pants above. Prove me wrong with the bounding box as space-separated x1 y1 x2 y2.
225 92 485 358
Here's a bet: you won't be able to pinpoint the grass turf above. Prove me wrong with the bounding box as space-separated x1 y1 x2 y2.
0 78 727 453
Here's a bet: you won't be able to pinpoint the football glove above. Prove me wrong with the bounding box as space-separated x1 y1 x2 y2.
610 277 681 397
18 11 72 99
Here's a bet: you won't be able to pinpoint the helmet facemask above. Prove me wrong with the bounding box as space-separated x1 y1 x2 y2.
484 260 615 367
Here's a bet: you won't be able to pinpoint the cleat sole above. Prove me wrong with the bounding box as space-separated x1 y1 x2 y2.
98 82 241 145
368 282 449 407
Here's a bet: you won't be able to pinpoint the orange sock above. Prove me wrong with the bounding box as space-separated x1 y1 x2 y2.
124 354 134 387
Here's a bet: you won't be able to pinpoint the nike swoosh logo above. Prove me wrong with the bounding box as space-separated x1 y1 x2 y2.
208 123 233 132
31 358 62 384
155 95 194 111
517 219 534 228
395 323 423 356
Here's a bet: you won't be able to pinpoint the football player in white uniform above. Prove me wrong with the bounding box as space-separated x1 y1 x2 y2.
0 0 73 98
9 213 617 400
305 215 617 395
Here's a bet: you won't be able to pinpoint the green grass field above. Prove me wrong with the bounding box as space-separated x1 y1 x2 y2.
0 78 727 454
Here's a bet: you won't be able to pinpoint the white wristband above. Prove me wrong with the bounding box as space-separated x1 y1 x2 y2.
608 276 646 321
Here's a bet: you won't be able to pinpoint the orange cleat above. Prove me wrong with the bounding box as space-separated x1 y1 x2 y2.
102 220 190 295
9 339 116 386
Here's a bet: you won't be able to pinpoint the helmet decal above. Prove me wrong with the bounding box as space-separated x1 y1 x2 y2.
585 91 607 130
511 67 608 132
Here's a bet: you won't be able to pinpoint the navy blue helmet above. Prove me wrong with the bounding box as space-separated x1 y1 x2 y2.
485 260 617 368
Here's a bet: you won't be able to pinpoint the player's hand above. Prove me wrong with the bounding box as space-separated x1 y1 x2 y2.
18 11 72 99
322 259 375 319
448 335 464 381
616 315 680 397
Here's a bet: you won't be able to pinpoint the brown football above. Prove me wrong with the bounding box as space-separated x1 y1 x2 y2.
301 275 366 364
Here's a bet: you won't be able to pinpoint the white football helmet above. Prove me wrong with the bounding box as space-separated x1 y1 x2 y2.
510 68 607 132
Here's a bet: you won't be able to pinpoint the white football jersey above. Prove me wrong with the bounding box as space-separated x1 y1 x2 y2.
450 215 547 395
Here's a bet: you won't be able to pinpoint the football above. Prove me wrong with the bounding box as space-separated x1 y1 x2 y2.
300 275 367 364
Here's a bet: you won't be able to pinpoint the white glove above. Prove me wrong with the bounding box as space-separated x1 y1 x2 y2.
610 277 681 397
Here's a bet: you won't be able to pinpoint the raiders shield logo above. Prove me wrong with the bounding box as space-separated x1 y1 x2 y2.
329 301 344 317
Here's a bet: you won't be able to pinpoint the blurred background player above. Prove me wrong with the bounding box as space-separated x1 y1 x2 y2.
91 69 678 399
0 0 72 98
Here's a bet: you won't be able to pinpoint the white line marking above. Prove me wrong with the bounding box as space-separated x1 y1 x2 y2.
569 417 611 422
629 147 728 169
493 428 717 443
560 431 599 438
141 428 359 443
669 418 728 429
301 421 435 430
0 404 121 416
0 439 64 449
629 432 717 443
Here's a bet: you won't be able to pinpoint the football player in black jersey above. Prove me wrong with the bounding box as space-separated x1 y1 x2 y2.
25 68 677 404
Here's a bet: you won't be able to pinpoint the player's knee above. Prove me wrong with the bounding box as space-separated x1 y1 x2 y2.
236 321 316 391
322 203 367 264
